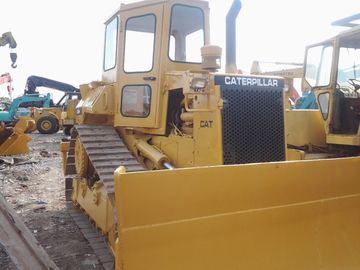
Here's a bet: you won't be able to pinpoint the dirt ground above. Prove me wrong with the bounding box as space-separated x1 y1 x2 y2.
0 132 104 270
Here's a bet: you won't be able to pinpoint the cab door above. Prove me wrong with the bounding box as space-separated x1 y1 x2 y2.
115 4 163 128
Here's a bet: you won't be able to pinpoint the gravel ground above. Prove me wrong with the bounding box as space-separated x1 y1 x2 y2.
0 131 104 270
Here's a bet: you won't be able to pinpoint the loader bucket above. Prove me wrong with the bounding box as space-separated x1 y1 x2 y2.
15 116 36 133
114 157 360 270
0 125 31 155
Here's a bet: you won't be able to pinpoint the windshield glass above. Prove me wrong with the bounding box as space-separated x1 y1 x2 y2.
337 34 360 87
104 17 118 71
305 44 333 87
124 14 156 73
169 5 204 63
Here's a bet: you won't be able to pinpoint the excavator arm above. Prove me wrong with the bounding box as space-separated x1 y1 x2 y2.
24 76 79 95
0 32 17 68
24 76 80 107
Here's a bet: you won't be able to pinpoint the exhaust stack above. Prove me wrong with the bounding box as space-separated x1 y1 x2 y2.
226 0 242 73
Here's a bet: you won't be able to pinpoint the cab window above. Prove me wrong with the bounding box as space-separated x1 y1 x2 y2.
104 17 118 71
124 14 156 73
305 44 333 87
169 5 204 63
121 85 151 117
337 35 360 86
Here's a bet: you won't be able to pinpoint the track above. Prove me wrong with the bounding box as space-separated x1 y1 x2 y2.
0 191 59 270
64 125 145 270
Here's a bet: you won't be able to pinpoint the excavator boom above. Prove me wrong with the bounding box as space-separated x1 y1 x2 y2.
24 75 79 95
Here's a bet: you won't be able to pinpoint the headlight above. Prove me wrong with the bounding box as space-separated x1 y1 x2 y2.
191 78 208 90
75 107 82 115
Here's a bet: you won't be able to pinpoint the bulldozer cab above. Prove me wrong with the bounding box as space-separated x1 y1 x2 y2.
103 0 209 129
304 23 360 146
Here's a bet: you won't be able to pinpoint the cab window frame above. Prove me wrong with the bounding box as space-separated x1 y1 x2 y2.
168 4 205 64
103 16 119 71
120 84 152 118
123 13 157 74
304 42 334 88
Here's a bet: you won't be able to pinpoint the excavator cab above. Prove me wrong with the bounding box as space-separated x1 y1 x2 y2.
304 20 360 148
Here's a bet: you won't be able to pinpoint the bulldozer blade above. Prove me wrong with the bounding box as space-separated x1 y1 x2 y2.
114 157 360 270
0 126 31 155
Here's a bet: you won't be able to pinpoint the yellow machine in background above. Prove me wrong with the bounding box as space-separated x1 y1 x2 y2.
305 15 360 148
31 107 62 134
23 76 81 135
0 119 32 155
250 61 327 159
60 97 79 135
32 98 79 135
286 13 360 159
250 60 303 107
61 2 360 269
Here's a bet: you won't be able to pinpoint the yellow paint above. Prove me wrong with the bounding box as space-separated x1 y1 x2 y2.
77 83 115 125
308 26 360 147
64 99 78 121
0 121 32 155
193 110 223 165
152 135 195 167
286 148 305 160
59 142 69 174
114 157 360 270
286 109 326 147
327 134 360 146
72 177 116 254
14 116 36 133
60 1 360 270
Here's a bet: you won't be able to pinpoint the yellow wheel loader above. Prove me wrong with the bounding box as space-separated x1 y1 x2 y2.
61 2 360 269
24 76 80 135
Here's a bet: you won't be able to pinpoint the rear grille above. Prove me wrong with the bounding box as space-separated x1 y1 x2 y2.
220 84 285 164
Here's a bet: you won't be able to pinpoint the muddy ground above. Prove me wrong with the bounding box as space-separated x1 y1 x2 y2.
0 132 105 270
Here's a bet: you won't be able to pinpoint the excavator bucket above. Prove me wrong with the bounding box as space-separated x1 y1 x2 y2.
0 121 32 155
114 157 360 270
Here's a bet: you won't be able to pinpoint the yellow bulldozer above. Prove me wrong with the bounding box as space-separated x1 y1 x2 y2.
61 1 360 269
